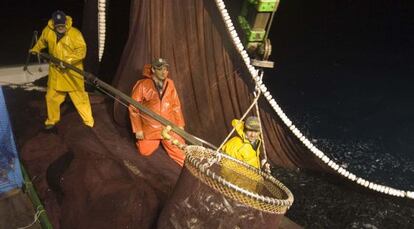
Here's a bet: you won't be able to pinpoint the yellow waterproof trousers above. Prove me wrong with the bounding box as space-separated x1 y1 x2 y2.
45 88 94 127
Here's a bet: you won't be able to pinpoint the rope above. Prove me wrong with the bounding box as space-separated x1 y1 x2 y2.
215 75 263 154
210 68 240 90
17 206 45 229
253 71 267 163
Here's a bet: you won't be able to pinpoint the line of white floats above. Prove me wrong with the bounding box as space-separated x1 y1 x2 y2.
214 0 413 200
98 0 106 62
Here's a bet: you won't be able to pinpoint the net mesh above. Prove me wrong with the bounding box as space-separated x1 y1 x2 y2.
184 145 294 214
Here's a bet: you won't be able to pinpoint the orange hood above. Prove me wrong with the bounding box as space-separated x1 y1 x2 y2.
142 64 170 78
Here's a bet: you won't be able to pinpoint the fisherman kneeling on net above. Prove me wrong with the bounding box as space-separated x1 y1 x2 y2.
129 58 186 166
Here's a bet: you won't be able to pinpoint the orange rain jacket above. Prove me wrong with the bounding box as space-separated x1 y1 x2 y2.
129 64 185 140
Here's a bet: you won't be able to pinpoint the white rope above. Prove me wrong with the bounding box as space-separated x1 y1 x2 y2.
213 0 414 199
17 206 45 229
254 72 271 173
215 84 262 154
253 71 267 162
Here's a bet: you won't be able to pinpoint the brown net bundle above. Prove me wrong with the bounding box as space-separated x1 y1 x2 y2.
157 145 294 229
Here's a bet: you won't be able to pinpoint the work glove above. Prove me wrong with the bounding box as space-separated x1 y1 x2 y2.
261 159 271 174
135 131 144 140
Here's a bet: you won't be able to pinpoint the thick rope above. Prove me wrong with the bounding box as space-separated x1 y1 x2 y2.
254 71 267 162
215 79 262 154
17 206 45 229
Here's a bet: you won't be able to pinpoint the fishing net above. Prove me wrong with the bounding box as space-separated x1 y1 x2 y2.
157 145 294 228
186 145 293 213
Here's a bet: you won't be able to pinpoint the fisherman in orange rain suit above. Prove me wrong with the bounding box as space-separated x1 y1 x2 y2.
129 58 186 166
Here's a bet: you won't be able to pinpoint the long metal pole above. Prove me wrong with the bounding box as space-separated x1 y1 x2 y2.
38 53 204 146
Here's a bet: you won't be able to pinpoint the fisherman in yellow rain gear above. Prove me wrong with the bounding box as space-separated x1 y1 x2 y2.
30 10 94 129
221 116 270 192
222 116 262 169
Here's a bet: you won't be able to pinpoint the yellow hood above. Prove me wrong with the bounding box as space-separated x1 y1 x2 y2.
231 119 247 142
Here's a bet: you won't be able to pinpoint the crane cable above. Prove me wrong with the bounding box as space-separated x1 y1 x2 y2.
215 71 265 154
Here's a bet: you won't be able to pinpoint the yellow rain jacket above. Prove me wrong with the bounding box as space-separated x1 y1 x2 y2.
31 16 86 91
30 16 94 127
221 119 262 169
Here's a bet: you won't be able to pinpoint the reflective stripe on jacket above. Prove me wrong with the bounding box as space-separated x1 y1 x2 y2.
31 16 86 91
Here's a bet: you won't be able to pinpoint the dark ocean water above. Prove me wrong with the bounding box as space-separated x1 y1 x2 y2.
266 0 414 191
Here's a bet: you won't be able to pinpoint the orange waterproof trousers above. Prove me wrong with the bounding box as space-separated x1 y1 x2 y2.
136 135 185 166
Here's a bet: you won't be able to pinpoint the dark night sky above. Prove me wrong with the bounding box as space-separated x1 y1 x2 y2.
270 1 414 69
0 0 84 66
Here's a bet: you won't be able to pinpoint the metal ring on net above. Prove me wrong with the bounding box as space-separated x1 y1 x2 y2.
184 145 294 214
